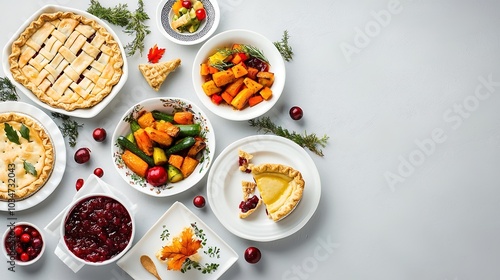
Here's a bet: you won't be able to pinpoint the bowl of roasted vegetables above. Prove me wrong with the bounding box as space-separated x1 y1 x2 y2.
192 29 286 121
112 97 215 197
157 0 220 45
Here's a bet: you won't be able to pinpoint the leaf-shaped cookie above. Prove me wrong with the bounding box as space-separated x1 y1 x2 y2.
158 227 202 271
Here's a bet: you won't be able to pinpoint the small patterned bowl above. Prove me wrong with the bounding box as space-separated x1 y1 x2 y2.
156 0 220 45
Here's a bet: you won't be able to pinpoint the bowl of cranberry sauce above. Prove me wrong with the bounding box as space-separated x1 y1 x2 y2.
61 194 135 265
3 222 45 265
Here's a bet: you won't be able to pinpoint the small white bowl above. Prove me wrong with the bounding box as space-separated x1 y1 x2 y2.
111 97 216 197
60 193 135 266
157 0 220 45
192 29 286 121
3 222 45 266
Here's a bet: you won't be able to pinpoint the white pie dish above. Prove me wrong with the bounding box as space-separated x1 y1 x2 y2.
157 0 220 45
192 29 286 121
1 4 129 118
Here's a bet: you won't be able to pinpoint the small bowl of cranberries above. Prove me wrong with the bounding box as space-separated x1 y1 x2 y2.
60 193 135 266
3 222 45 266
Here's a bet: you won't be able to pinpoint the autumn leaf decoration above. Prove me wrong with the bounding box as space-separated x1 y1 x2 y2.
158 227 202 271
148 44 166 63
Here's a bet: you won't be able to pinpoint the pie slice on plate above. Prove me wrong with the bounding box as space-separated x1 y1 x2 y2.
252 163 305 222
139 59 181 91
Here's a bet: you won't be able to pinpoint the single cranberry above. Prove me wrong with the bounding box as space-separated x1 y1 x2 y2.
20 252 30 262
181 0 192 9
244 246 262 264
289 106 303 120
76 178 84 191
74 148 91 164
32 238 42 249
13 226 23 236
93 167 104 178
20 233 31 243
92 128 107 142
193 195 206 208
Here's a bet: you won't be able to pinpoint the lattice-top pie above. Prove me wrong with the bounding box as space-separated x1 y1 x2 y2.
0 112 54 200
9 11 124 111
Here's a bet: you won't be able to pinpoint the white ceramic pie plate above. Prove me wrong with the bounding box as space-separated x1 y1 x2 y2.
207 135 322 242
1 5 129 118
0 101 66 211
117 201 238 280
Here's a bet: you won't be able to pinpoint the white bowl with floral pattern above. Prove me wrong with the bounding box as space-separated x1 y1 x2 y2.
111 97 215 197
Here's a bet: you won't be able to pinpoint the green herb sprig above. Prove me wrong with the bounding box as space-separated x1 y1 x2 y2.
87 0 150 56
0 77 19 102
249 116 329 157
274 30 294 62
23 160 37 176
210 44 270 70
51 113 83 147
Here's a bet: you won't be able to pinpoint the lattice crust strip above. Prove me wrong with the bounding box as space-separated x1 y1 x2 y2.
9 12 124 111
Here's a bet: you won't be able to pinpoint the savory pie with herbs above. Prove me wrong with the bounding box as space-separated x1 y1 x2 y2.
0 112 54 200
9 11 124 111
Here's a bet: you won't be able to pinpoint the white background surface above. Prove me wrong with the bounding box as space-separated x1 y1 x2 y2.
1 0 500 279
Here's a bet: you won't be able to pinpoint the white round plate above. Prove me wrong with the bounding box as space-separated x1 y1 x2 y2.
157 0 220 45
111 97 215 197
207 135 321 241
1 5 129 118
0 101 66 211
192 29 286 121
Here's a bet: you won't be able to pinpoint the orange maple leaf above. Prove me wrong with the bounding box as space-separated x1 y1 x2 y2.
148 44 166 63
158 227 202 271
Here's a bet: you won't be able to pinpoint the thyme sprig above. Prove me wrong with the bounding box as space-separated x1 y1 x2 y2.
274 30 294 62
210 44 269 70
0 77 19 102
87 0 150 56
51 113 83 147
249 117 329 157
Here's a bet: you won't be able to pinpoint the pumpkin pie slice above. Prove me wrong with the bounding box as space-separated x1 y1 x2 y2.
238 181 262 219
252 163 305 222
139 58 181 91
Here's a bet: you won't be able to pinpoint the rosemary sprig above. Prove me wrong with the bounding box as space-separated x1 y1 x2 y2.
87 0 150 56
209 44 269 70
274 30 294 62
241 45 269 64
249 117 329 157
51 113 83 147
0 77 19 102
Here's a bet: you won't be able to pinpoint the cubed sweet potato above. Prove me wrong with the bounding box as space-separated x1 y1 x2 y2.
259 86 273 100
154 120 180 137
243 77 263 94
230 88 254 110
212 69 235 87
202 80 221 96
173 111 194 125
223 77 245 97
144 127 173 146
122 150 148 178
231 63 248 78
133 128 154 156
168 154 184 170
248 95 264 107
257 71 275 88
137 112 155 128
180 156 199 177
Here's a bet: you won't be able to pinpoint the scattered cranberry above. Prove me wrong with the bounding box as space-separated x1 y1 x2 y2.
146 166 168 186
239 195 259 213
4 224 44 262
181 0 192 9
244 246 261 264
92 128 107 142
75 178 84 191
193 195 206 208
289 106 303 120
74 147 91 164
93 167 104 178
64 196 132 262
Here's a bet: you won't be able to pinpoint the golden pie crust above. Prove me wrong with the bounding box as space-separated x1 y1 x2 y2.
9 11 124 111
0 112 54 200
139 58 181 91
252 163 305 222
239 181 262 219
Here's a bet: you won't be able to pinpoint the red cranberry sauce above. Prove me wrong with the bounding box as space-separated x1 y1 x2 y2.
64 196 132 263
238 157 252 173
239 195 260 213
4 224 43 262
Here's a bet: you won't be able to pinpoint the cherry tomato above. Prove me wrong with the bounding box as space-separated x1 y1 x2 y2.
181 0 192 9
195 8 206 21
146 166 168 186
